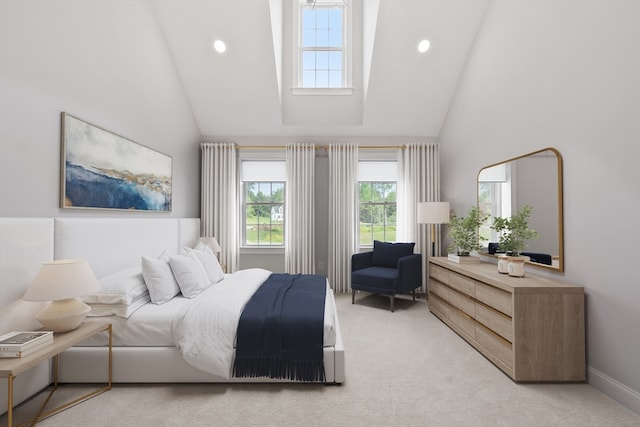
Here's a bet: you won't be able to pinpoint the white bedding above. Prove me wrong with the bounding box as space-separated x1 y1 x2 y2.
173 268 336 379
80 268 337 380
81 295 193 346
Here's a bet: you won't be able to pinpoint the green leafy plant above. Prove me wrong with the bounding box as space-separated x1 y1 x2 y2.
448 205 489 256
491 205 539 256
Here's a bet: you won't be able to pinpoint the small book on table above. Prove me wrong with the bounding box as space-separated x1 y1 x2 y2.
0 331 54 358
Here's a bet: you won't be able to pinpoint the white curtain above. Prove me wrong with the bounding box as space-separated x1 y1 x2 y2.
285 143 315 274
397 143 441 292
328 144 359 293
201 142 239 273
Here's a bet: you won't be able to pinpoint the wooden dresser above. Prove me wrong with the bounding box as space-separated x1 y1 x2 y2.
428 257 585 382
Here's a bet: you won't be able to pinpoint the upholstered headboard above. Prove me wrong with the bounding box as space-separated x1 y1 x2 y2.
0 218 55 333
54 218 200 278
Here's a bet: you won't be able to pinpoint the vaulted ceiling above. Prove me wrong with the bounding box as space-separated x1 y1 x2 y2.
152 0 488 138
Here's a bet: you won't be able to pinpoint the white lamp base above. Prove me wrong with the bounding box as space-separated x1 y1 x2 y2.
36 298 91 333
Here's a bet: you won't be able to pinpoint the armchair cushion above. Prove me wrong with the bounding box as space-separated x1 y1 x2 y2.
351 266 398 293
371 240 415 268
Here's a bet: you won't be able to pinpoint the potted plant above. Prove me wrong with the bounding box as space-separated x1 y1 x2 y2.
491 205 538 276
447 205 489 263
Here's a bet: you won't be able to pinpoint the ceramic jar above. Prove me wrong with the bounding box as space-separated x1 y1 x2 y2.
497 255 509 274
508 257 526 277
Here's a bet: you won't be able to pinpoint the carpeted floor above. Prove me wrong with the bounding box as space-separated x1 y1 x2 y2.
3 293 639 426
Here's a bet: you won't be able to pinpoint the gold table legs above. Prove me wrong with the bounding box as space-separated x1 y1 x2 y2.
6 324 112 427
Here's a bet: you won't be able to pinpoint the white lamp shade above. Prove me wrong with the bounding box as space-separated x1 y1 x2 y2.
417 202 451 224
23 259 101 302
198 236 221 253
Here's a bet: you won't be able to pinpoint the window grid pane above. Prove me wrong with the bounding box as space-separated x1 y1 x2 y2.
244 181 285 246
359 181 397 246
300 4 344 89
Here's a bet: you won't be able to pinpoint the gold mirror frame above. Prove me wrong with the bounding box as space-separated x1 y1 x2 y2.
477 147 564 272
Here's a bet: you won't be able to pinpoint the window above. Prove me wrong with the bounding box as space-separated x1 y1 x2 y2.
358 161 397 246
478 163 512 244
301 4 343 88
293 0 351 93
241 161 286 246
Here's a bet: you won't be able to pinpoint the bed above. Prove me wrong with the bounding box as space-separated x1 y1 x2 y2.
0 217 345 414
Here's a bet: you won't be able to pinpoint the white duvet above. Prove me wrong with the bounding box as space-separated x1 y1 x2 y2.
172 268 270 378
172 268 336 379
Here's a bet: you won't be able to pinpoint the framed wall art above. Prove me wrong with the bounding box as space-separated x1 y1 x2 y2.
60 112 172 211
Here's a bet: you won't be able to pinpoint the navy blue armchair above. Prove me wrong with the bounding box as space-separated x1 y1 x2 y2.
351 241 422 312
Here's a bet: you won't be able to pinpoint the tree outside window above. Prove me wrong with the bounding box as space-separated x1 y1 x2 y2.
359 181 397 246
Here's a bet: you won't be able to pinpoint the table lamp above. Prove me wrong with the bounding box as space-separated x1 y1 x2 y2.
197 236 221 256
417 202 450 256
23 259 101 333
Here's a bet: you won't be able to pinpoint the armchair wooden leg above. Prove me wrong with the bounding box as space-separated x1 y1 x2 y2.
352 289 355 304
390 295 395 312
412 289 416 301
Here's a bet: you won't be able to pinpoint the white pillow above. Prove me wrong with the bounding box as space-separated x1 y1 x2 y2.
141 254 180 304
184 248 225 285
83 266 147 305
86 291 151 318
169 254 209 298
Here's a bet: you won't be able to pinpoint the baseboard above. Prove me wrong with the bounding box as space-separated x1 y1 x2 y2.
589 366 640 416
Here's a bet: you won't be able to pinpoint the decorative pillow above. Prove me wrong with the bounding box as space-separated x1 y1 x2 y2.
184 247 225 285
141 253 181 304
169 254 209 298
371 240 416 268
83 266 147 305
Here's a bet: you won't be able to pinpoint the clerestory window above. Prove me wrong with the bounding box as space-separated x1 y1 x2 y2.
293 0 352 94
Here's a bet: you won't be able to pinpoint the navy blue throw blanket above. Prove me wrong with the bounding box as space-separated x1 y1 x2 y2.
233 273 327 382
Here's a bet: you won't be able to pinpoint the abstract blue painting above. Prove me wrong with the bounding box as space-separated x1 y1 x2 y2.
61 113 172 211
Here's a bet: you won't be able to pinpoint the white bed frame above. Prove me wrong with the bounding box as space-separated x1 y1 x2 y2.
0 218 345 413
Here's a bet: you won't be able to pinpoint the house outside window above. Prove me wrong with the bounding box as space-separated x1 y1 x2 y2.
358 160 397 246
241 161 286 246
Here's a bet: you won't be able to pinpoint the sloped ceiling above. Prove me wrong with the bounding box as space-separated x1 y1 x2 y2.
153 0 487 138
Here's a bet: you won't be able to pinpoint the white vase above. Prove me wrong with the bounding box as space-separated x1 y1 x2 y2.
508 257 526 277
497 255 509 274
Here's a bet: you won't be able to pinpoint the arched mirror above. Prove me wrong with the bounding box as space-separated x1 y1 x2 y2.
477 147 564 271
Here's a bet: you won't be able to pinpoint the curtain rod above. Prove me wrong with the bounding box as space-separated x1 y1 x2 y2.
234 145 406 150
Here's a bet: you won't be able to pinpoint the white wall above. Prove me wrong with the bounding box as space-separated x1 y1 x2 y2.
0 0 201 218
439 0 640 414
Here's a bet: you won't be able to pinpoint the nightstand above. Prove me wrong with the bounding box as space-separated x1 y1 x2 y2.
0 322 112 426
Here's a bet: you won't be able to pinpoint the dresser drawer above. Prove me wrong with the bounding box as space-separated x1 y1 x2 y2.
450 306 475 338
430 264 449 284
449 273 475 297
429 293 450 319
476 302 513 342
476 323 513 368
475 282 512 316
449 288 475 318
430 279 450 302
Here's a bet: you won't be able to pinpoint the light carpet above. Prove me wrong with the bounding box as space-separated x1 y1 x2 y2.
3 293 639 427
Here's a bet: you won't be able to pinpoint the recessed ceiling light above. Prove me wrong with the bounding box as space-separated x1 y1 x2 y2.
213 40 226 53
418 39 430 53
